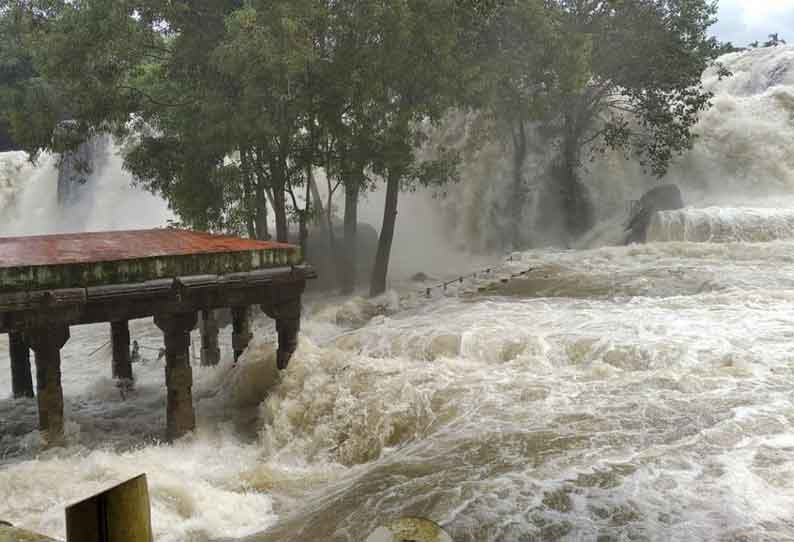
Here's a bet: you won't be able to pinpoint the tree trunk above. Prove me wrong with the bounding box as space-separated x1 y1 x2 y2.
558 125 594 241
309 172 326 230
341 177 360 295
511 121 529 249
370 170 400 297
240 149 257 239
273 187 288 243
269 158 289 243
254 178 270 240
300 179 310 259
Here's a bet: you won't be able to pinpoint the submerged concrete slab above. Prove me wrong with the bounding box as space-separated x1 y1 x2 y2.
0 229 302 293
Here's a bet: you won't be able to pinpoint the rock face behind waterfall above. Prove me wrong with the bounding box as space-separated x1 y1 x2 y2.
625 184 684 244
304 222 379 291
57 137 105 206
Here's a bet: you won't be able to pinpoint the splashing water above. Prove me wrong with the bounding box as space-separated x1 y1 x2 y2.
648 207 794 243
0 144 171 236
2 47 794 542
432 46 794 250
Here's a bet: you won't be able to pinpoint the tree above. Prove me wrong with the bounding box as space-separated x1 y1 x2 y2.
763 33 786 47
364 1 465 296
499 0 723 242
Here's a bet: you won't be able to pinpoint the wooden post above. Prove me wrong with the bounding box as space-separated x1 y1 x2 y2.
154 312 197 441
263 298 301 370
8 331 34 398
110 320 134 385
65 474 153 542
26 325 70 444
231 306 253 362
199 310 221 367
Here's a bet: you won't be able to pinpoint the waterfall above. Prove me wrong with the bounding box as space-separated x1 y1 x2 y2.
430 45 794 250
0 143 172 236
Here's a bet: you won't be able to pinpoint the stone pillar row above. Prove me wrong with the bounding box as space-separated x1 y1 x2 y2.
6 298 301 445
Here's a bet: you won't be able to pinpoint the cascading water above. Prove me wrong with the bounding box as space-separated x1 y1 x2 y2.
0 143 172 236
2 46 794 542
432 45 794 250
647 207 794 242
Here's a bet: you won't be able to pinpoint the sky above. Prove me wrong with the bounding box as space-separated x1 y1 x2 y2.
712 0 794 45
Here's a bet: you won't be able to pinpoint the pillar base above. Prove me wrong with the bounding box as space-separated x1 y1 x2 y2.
111 320 134 385
231 307 253 362
199 310 221 367
263 299 301 370
25 325 70 444
9 331 34 399
154 312 197 442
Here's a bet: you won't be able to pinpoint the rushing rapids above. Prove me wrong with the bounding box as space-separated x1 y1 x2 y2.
648 207 794 243
2 46 794 541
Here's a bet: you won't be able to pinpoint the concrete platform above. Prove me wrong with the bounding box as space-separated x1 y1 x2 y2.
0 229 301 292
0 228 313 443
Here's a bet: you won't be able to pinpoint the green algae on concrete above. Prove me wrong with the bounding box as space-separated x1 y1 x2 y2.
0 246 302 294
0 524 58 542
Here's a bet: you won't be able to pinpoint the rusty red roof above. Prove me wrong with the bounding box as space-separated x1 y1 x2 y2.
0 229 295 268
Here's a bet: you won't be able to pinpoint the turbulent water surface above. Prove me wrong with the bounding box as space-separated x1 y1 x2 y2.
3 241 794 541
2 46 794 542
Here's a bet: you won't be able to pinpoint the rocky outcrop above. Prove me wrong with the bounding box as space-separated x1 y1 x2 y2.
625 184 684 244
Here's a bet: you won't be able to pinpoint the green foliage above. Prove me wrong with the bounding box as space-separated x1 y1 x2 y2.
0 0 725 270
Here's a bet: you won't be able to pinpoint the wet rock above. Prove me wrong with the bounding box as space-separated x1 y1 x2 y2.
411 272 431 282
625 184 684 244
335 297 389 327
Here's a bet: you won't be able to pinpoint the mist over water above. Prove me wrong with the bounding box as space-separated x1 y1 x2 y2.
2 46 794 542
0 143 172 236
433 45 794 250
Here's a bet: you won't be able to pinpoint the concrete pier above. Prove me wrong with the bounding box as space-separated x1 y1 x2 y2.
111 320 133 384
264 298 302 370
232 306 253 362
199 309 221 366
9 331 34 398
155 313 197 441
0 229 313 442
27 325 70 443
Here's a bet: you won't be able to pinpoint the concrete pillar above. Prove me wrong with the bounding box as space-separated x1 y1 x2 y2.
154 312 197 441
231 306 253 362
263 298 302 370
199 310 221 367
9 331 34 398
111 320 134 385
26 325 70 444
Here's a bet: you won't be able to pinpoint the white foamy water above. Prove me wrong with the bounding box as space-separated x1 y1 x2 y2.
3 240 794 541
648 207 794 243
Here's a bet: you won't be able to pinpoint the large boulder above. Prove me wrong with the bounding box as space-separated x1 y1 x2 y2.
625 184 684 244
304 222 379 291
